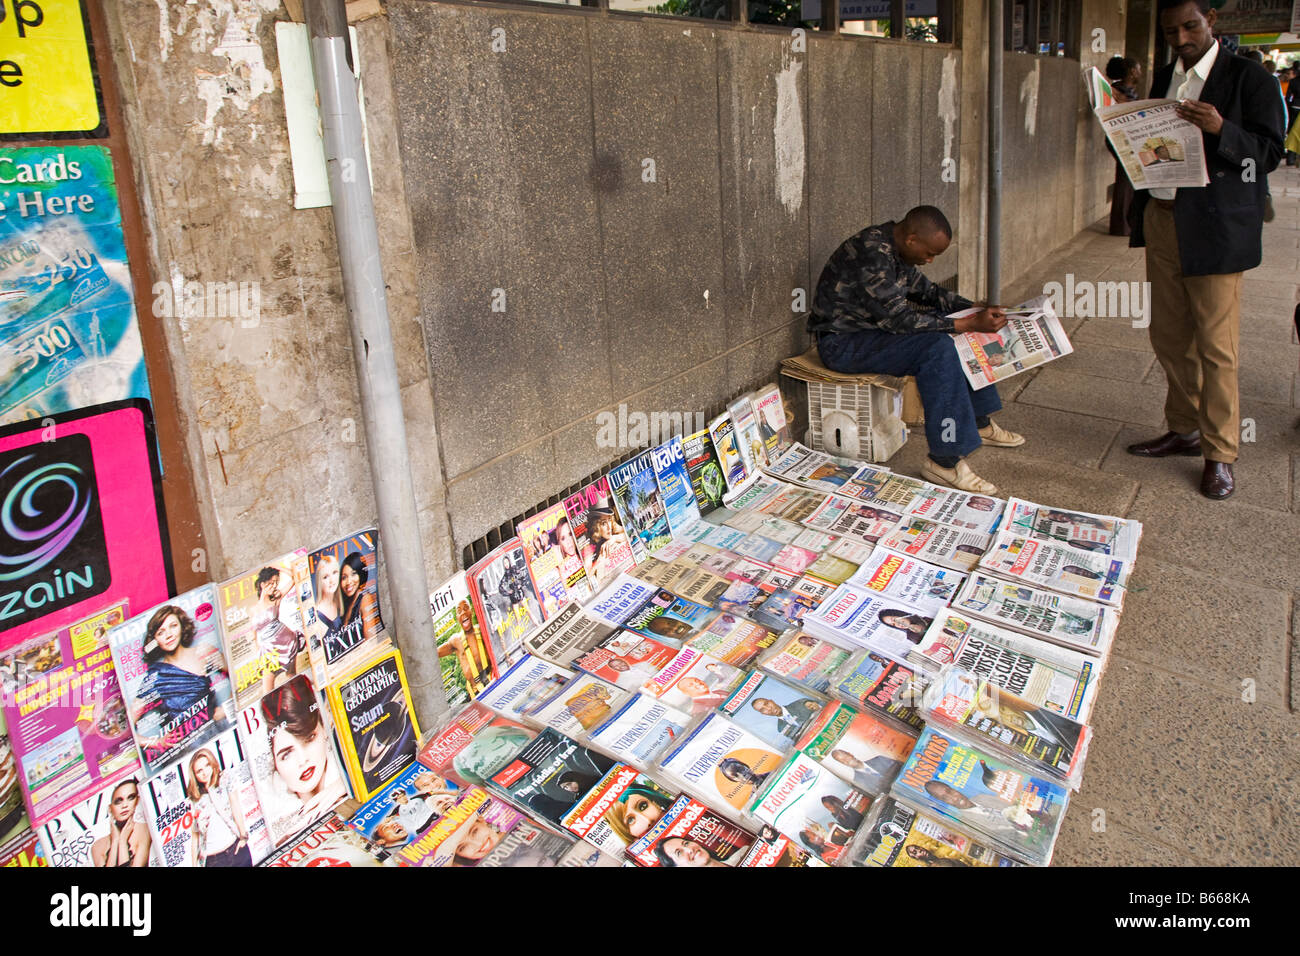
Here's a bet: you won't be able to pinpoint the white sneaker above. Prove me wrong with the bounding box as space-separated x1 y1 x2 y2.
978 419 1026 448
921 459 1000 495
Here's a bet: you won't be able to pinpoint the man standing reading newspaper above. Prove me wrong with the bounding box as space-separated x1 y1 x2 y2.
809 206 1023 495
1125 0 1286 499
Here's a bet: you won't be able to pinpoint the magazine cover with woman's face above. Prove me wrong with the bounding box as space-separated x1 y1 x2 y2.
37 774 153 868
239 674 349 848
108 585 233 775
141 724 272 867
304 530 386 685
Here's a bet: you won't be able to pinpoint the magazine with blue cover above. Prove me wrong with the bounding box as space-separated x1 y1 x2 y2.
650 436 703 539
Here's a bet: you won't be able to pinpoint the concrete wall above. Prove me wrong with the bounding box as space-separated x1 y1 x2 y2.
104 0 1127 586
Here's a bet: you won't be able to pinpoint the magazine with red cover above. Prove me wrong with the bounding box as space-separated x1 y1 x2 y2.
625 794 755 867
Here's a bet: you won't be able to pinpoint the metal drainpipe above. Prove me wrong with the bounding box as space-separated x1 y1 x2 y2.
988 0 1003 303
304 0 448 726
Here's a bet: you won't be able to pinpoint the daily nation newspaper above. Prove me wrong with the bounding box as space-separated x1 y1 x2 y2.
949 295 1074 389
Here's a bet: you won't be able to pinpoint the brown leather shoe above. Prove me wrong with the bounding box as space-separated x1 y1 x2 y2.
1126 431 1201 458
1200 461 1234 500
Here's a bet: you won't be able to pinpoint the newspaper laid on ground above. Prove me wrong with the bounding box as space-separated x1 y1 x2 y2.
948 295 1074 390
1083 67 1209 191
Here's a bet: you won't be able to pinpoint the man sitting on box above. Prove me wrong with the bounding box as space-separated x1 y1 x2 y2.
808 205 1023 495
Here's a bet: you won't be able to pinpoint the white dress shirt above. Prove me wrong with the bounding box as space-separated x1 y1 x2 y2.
1150 41 1219 200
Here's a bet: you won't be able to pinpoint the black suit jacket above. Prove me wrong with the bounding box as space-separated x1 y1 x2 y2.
1128 45 1286 276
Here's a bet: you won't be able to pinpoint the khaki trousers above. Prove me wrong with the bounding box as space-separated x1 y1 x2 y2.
1143 202 1243 463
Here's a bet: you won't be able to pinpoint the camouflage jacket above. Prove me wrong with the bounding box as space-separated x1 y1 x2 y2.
808 221 972 336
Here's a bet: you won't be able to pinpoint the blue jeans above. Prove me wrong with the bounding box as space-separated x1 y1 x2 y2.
817 329 1002 460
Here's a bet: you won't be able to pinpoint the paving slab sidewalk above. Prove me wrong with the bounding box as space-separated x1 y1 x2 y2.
889 167 1300 866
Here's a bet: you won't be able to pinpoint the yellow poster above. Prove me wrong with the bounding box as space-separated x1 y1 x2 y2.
0 0 99 134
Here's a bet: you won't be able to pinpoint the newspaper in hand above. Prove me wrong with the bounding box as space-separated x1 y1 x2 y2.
948 294 1074 390
1094 97 1210 191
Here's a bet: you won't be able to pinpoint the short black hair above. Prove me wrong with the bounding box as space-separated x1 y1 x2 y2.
902 205 953 241
1105 56 1127 81
1240 49 1263 63
1156 0 1212 15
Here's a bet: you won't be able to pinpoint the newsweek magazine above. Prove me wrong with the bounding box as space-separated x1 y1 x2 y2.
416 701 537 789
682 427 728 516
737 824 821 867
109 585 233 775
936 611 1100 722
847 548 965 616
892 726 1070 866
486 727 616 828
520 601 616 668
853 795 1019 867
801 582 938 669
802 494 905 545
979 531 1132 608
573 632 678 691
906 487 1005 534
561 763 677 854
951 572 1116 658
588 693 692 768
475 654 573 722
38 774 152 867
563 476 636 588
525 673 625 737
760 631 853 694
327 649 421 801
658 712 785 814
878 517 992 573
626 793 755 867
833 651 927 733
518 503 592 621
763 442 859 493
708 411 749 493
949 295 1075 389
728 394 767 474
3 603 140 826
142 724 271 867
1002 497 1143 563
923 666 1092 787
241 674 349 848
344 761 459 851
608 449 672 561
649 436 703 538
217 551 312 713
429 571 497 706
302 529 386 690
640 645 746 715
796 701 917 795
685 613 779 668
261 813 387 867
719 671 824 753
749 751 871 865
751 383 793 459
466 538 546 674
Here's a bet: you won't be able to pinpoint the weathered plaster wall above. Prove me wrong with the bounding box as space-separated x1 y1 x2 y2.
104 0 453 582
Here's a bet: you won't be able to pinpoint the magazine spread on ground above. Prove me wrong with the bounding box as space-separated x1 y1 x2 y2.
802 582 939 670
109 586 233 775
525 673 625 737
879 517 991 573
951 572 1116 658
719 671 824 753
749 751 871 865
344 761 459 852
932 611 1100 722
737 824 821 867
476 654 574 721
519 601 617 668
518 503 592 620
640 645 746 715
708 411 749 493
587 693 692 768
1002 497 1143 563
416 701 537 789
650 436 704 538
752 383 793 459
892 726 1070 866
728 395 767 475
980 531 1131 608
834 651 927 732
795 701 917 795
261 812 387 867
486 727 616 829
761 631 854 694
682 427 729 516
573 632 678 691
948 295 1074 389
610 449 673 558
847 548 966 616
764 442 860 493
854 795 1019 867
658 712 785 814
625 793 755 867
561 763 677 855
923 666 1091 786
38 774 152 867
802 493 905 544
